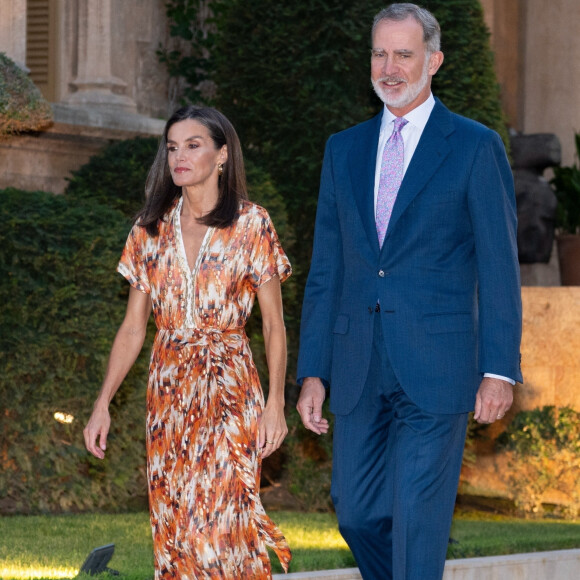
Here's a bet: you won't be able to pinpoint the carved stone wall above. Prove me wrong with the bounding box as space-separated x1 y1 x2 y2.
0 0 174 121
55 0 174 119
0 0 167 194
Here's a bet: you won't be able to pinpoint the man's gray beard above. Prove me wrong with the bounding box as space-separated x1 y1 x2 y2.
371 59 430 109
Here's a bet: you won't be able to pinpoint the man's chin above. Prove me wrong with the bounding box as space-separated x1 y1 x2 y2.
372 83 408 108
378 92 410 109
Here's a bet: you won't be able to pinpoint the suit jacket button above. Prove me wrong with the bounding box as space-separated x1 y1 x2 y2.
378 270 385 277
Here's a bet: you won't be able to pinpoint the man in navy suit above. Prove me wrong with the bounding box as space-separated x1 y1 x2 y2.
296 4 522 579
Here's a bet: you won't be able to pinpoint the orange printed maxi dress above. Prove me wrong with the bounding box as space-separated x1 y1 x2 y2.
117 198 292 579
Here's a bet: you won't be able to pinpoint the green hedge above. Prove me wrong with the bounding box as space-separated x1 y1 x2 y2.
0 188 150 514
65 136 158 218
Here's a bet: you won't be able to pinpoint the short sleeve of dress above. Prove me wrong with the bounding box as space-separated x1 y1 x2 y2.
117 224 151 294
249 209 292 291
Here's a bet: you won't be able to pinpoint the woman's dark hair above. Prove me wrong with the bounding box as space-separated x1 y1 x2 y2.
135 105 248 235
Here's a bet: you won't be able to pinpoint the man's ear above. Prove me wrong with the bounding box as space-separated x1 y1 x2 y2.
428 51 444 76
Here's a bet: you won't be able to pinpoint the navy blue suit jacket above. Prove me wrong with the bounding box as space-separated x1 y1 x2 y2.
297 98 523 415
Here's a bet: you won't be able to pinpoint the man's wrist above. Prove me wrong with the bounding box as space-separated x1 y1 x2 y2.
484 372 515 385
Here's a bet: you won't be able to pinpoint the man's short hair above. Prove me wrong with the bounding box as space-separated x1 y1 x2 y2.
372 3 441 54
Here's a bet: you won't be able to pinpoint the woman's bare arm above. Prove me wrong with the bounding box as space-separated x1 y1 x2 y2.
84 286 151 459
256 276 288 458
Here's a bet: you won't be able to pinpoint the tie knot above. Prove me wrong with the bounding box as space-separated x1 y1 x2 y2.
393 117 408 133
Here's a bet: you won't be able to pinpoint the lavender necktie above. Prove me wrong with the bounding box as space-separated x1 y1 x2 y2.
376 117 408 247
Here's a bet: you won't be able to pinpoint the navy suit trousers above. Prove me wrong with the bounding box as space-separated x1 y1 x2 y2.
331 314 469 580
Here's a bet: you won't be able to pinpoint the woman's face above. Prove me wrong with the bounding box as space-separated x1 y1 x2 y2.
166 119 227 190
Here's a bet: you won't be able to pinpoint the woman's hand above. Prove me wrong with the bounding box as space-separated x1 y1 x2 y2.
258 401 288 458
84 404 111 459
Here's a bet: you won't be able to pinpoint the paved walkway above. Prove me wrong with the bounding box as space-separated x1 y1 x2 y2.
273 549 580 579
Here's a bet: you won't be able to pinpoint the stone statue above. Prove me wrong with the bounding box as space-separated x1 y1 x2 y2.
510 132 560 263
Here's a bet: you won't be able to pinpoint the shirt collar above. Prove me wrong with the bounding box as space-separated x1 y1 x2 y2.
380 93 436 134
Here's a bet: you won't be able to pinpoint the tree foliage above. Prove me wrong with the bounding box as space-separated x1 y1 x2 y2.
210 0 378 237
424 0 508 147
162 0 508 258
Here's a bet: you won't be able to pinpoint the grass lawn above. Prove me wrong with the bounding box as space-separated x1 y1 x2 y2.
1 510 579 579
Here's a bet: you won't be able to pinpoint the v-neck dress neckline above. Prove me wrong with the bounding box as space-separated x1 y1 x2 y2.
174 196 215 328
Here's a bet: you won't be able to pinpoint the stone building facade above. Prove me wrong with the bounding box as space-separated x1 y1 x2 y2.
1 0 175 123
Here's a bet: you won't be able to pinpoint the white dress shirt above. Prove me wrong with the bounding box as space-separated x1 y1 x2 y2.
373 93 515 386
374 94 435 212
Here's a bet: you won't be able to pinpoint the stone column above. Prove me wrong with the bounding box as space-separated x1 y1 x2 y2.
0 0 27 68
65 0 136 111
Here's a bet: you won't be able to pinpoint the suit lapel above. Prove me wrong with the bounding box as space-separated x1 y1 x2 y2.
348 111 383 254
383 99 454 243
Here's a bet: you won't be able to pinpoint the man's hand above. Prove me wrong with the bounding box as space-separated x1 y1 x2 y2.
473 376 514 424
296 377 329 435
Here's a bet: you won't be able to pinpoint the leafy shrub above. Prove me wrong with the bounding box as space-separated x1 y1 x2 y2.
462 414 489 468
181 0 379 256
551 132 580 234
0 188 151 514
425 0 508 147
280 406 334 512
496 406 580 518
0 52 53 136
65 136 159 218
243 161 298 396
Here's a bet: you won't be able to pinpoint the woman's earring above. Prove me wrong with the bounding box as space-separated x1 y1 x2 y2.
218 163 223 176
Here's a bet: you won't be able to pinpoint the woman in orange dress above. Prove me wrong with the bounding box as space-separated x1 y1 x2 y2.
84 105 292 578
